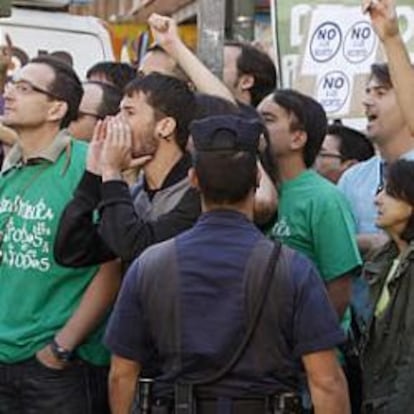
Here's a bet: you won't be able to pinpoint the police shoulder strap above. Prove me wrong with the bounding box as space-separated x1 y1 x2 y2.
175 240 282 414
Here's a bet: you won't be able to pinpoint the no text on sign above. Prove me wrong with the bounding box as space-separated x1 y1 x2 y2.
317 70 350 114
343 21 376 64
310 21 342 63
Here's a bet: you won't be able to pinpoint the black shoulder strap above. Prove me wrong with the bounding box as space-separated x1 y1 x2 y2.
185 240 282 387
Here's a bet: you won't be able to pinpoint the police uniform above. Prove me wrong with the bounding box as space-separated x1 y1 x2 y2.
104 116 345 414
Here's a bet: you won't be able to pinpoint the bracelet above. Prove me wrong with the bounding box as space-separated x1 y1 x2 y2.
49 338 75 363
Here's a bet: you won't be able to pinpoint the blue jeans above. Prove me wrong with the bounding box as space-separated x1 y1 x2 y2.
0 357 109 414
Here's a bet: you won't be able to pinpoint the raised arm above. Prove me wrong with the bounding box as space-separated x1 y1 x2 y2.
364 0 414 134
148 13 236 104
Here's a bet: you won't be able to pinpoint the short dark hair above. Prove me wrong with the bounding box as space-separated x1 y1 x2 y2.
327 124 374 162
272 89 327 167
370 63 392 88
386 159 414 242
30 56 83 128
86 61 137 91
124 73 195 151
195 149 257 204
193 94 277 184
225 41 277 107
83 81 122 118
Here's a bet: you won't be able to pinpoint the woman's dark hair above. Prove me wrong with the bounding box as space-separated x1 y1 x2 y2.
386 159 414 242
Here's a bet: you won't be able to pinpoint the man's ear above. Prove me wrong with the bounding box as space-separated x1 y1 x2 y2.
47 101 68 124
238 74 254 92
290 129 307 151
188 167 200 190
155 116 176 141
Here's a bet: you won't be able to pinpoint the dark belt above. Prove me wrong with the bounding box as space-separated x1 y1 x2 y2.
151 393 302 414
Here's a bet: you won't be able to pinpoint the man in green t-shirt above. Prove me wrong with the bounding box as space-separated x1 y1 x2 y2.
258 89 361 316
258 89 361 410
0 56 120 413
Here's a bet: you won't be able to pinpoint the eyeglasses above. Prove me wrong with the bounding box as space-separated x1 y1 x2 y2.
5 78 61 100
317 152 343 160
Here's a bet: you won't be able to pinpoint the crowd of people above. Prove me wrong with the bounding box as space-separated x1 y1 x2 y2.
0 0 413 413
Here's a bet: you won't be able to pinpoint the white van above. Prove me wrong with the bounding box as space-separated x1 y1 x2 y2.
0 0 114 79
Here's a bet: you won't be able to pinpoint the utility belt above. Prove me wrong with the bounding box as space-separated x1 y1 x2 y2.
137 379 302 414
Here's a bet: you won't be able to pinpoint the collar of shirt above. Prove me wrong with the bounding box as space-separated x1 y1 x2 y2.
1 129 71 174
143 151 192 199
198 209 252 227
378 148 414 165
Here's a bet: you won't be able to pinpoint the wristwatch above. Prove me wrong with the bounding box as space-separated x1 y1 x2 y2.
49 338 75 363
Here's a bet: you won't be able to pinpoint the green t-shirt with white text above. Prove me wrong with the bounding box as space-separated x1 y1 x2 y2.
0 139 109 365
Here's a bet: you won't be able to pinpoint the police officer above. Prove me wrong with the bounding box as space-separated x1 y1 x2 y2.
104 115 350 414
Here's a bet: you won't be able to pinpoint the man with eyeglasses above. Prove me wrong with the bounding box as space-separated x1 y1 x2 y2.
0 56 121 413
69 81 122 142
315 124 375 184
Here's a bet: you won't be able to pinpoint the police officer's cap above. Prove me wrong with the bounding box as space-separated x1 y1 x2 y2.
190 115 262 154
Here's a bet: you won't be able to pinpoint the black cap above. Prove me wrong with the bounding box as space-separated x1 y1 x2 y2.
190 115 263 154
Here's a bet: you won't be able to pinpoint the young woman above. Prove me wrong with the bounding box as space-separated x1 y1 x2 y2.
362 159 414 413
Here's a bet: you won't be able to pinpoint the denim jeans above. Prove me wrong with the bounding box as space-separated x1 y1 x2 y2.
0 357 109 414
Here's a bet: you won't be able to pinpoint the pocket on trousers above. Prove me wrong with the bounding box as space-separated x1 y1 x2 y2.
32 355 78 375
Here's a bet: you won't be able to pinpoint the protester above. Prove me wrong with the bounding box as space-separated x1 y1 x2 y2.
339 0 414 256
316 124 375 184
0 56 120 413
146 14 277 110
148 13 278 225
259 89 361 411
86 61 136 91
138 43 190 83
338 63 414 255
104 114 350 414
147 13 235 104
259 89 361 318
361 159 414 413
54 72 200 266
223 40 277 107
69 81 122 142
362 0 414 135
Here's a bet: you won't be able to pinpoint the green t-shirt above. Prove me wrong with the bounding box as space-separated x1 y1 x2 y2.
270 170 362 332
271 170 361 280
0 138 109 365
